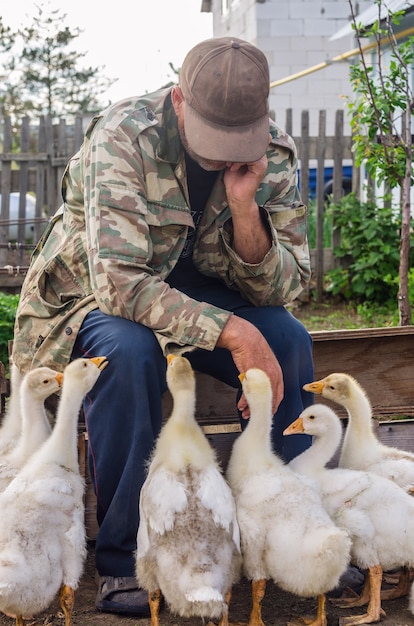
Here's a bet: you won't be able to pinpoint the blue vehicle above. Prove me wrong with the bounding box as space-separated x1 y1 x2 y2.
298 165 353 200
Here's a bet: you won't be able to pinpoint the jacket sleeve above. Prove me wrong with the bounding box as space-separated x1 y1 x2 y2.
194 126 311 306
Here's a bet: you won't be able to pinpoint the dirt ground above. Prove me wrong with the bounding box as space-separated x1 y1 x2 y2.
0 543 413 626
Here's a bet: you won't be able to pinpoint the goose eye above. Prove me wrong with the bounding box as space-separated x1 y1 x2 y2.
309 414 315 420
42 378 49 385
83 361 88 368
329 385 335 390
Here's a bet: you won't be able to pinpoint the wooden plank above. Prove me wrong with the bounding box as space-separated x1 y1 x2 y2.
311 327 414 418
294 135 353 161
34 117 47 243
285 108 292 136
16 118 30 264
377 419 414 453
74 116 84 150
299 110 310 208
205 431 240 470
332 109 344 204
162 372 239 427
77 429 99 541
315 110 326 302
332 110 344 253
0 153 48 162
45 115 58 217
0 117 13 267
312 326 414 341
57 119 68 204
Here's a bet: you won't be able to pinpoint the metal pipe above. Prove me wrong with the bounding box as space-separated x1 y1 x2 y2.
269 26 414 89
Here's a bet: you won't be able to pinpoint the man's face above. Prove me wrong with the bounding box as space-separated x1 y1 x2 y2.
178 124 227 172
172 87 227 172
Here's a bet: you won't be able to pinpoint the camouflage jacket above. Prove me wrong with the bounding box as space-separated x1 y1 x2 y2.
13 86 310 373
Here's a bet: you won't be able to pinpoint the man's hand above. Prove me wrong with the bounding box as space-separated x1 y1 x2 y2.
223 155 271 264
217 315 283 418
224 154 267 214
224 155 268 213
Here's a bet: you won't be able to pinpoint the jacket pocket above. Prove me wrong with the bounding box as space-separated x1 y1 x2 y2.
36 256 85 315
97 183 193 265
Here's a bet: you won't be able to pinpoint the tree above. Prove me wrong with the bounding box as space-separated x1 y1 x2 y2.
0 17 17 112
0 3 116 119
347 0 414 325
0 17 15 58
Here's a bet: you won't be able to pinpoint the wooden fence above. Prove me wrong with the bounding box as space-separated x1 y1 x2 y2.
0 109 356 294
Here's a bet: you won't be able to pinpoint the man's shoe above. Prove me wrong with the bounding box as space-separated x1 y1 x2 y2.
327 565 366 599
95 575 151 616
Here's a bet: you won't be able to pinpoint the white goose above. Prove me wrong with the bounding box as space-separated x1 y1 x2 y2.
136 355 241 626
0 363 24 456
304 372 414 599
226 368 351 626
284 403 414 626
0 356 108 626
303 373 414 491
0 366 63 492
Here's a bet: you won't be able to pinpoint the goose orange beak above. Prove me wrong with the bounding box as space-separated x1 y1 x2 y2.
55 372 64 387
283 417 305 435
238 372 246 383
303 380 325 394
90 356 109 371
167 354 175 365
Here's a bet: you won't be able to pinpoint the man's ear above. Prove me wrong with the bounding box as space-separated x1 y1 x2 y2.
171 85 184 112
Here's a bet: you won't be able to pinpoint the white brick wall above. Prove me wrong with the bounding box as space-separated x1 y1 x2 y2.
209 0 372 135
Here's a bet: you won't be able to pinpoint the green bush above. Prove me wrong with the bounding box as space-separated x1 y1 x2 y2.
324 193 411 305
307 199 332 249
0 292 19 367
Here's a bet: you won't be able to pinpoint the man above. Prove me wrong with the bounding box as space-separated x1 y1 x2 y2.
13 36 314 615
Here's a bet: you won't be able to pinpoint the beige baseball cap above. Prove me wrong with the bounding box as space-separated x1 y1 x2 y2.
179 37 270 163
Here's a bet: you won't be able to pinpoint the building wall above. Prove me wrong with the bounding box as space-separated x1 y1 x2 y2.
209 0 372 136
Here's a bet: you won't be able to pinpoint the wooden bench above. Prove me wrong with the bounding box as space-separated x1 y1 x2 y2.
3 325 414 539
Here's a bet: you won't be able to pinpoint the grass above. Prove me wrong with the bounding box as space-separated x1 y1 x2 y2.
290 298 396 331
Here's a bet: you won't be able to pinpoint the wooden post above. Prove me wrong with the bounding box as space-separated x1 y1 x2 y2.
315 110 326 302
299 110 310 208
0 117 12 267
34 117 47 244
332 109 344 259
16 118 30 264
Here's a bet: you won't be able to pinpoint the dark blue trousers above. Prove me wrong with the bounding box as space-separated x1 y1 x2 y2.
72 282 314 577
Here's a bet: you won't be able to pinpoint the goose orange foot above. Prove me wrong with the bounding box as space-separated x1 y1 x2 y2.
381 566 414 600
59 583 75 626
337 565 386 626
148 588 162 626
338 609 385 626
246 579 266 626
330 585 370 608
287 594 327 626
207 590 246 626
